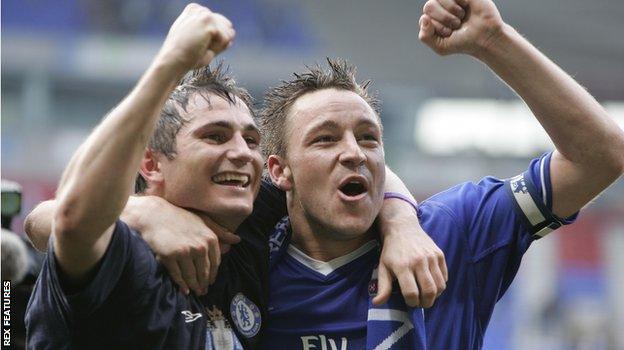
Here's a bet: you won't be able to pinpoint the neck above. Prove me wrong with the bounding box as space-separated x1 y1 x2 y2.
287 200 375 262
197 211 242 232
146 186 242 232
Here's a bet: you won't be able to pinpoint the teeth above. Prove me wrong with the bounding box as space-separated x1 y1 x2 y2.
212 173 250 186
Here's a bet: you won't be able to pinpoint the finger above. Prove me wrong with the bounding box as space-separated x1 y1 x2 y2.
203 216 240 245
438 250 449 282
180 255 202 295
423 0 462 29
207 30 230 55
220 243 232 255
193 247 210 294
455 0 469 8
437 0 466 19
197 49 216 68
217 230 241 245
429 257 447 298
160 258 189 295
430 18 453 38
372 265 393 306
415 265 437 308
419 15 436 44
208 14 234 54
397 271 421 307
208 238 220 285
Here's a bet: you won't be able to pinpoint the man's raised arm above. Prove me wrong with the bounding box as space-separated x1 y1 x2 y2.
50 4 234 284
419 0 624 217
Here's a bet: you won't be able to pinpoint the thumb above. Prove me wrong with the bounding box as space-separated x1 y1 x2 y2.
372 264 393 306
218 231 242 245
196 49 216 68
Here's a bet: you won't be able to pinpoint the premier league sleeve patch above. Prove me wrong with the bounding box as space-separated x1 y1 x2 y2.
230 293 261 338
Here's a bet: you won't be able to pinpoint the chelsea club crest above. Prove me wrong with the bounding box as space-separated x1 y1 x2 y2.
230 293 261 338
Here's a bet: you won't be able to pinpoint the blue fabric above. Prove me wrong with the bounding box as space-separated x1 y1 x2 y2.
421 152 577 349
260 153 578 349
262 218 426 349
26 221 207 349
25 180 288 350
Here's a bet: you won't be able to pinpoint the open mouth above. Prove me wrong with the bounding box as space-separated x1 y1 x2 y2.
339 179 368 198
211 172 251 188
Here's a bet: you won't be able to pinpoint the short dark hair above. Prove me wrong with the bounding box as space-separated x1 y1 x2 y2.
135 62 254 193
258 58 381 158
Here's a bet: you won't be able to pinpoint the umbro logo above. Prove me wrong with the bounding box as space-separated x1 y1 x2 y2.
181 310 203 323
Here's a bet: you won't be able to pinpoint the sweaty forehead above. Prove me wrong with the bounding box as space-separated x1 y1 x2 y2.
183 92 254 125
290 89 376 121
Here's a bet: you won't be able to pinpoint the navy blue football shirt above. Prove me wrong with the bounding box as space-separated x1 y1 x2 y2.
25 181 286 350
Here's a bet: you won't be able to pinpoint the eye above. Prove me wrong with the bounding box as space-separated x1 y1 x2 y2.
312 135 336 144
358 133 380 145
360 133 379 141
203 133 226 143
244 136 259 148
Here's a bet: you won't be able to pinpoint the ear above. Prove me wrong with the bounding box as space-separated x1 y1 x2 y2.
267 155 293 191
139 149 165 187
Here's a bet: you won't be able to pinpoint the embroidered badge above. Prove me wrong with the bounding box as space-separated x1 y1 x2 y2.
368 268 379 296
230 293 261 338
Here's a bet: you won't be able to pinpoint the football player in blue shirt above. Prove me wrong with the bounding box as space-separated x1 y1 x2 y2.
23 5 447 349
251 0 624 349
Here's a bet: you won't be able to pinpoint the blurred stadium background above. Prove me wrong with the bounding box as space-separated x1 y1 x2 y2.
2 0 623 348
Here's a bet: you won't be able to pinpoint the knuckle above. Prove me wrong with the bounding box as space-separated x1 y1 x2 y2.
413 256 427 267
193 242 207 253
403 290 419 300
174 247 189 258
423 2 433 13
422 286 437 298
436 249 445 258
442 13 455 23
427 254 438 264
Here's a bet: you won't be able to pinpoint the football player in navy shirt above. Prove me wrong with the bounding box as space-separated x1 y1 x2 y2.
24 5 263 349
250 0 624 349
24 5 448 350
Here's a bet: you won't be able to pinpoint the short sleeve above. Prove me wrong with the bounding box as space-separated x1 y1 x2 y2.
507 152 579 239
432 152 579 263
47 221 152 317
427 152 579 325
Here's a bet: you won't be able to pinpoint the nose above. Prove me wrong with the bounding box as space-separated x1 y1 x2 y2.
338 133 366 168
227 133 253 166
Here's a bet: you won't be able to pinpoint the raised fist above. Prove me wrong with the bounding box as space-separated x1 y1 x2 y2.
418 0 504 56
158 3 235 71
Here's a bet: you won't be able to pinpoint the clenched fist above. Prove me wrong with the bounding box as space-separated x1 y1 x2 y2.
157 3 235 72
418 0 505 57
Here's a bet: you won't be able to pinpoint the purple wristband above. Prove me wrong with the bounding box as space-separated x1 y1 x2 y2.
383 192 418 213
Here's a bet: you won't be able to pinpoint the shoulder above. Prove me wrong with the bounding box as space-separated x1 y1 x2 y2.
37 221 157 314
422 177 509 221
